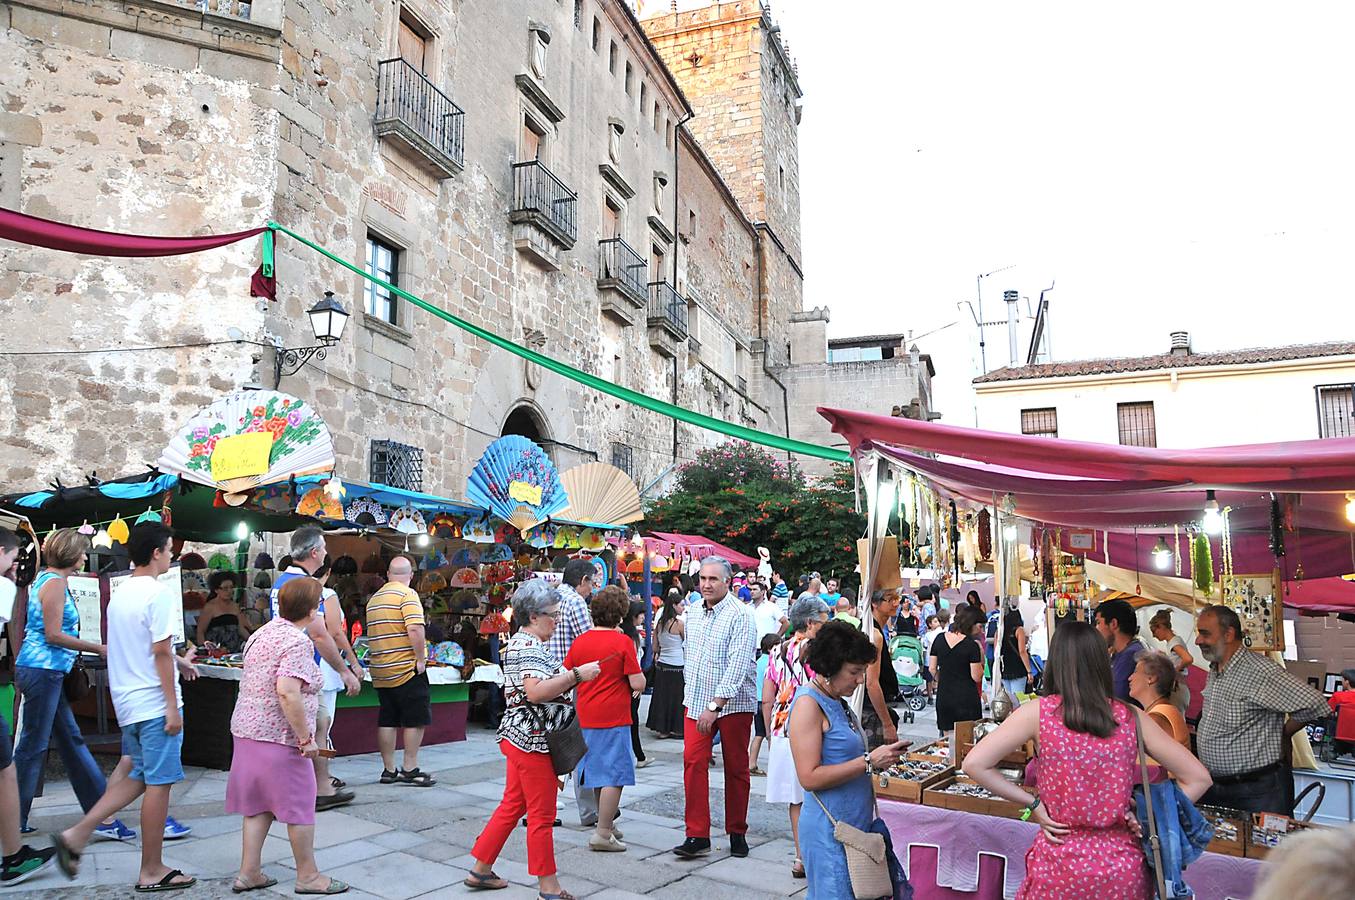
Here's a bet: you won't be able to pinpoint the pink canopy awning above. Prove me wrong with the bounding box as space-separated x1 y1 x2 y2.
645 532 760 569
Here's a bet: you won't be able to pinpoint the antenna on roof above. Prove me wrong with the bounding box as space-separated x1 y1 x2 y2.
1025 281 1055 365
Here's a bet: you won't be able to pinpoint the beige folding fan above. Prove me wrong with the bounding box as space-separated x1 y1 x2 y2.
556 463 644 526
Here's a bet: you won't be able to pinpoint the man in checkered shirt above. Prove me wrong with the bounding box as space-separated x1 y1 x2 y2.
546 558 597 826
1195 604 1327 815
672 556 757 861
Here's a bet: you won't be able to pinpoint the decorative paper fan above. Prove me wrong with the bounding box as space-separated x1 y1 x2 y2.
450 547 481 567
428 513 461 539
466 435 569 534
481 544 513 563
484 561 516 584
462 512 496 543
107 516 130 545
480 610 510 635
158 390 335 502
345 497 387 526
625 559 645 574
450 567 482 588
650 554 671 572
553 526 579 549
578 528 606 551
556 462 644 526
208 553 234 571
389 506 426 535
297 487 343 519
525 523 557 549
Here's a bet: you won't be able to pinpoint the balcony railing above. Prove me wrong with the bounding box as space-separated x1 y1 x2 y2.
597 237 648 306
511 160 578 248
647 281 688 339
374 58 465 177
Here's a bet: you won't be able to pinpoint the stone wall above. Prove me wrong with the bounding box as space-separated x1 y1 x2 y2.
0 0 806 501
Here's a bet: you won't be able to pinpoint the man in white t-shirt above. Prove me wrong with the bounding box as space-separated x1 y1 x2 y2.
52 523 196 891
748 581 787 642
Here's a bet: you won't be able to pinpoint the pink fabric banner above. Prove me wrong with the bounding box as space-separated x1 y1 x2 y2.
0 207 265 257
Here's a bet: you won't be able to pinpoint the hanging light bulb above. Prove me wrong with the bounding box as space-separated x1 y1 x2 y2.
1152 536 1173 571
1202 490 1223 535
416 533 430 547
1001 518 1018 542
1346 494 1355 525
235 522 249 541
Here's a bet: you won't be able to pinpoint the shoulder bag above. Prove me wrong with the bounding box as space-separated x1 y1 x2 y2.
809 791 893 900
1136 711 1169 900
527 701 588 775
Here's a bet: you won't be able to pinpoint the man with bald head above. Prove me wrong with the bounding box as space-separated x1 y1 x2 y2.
366 556 435 786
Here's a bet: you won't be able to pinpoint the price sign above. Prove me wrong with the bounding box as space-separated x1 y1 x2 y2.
210 432 275 483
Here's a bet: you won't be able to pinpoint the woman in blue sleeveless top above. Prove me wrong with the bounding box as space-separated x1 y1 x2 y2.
13 529 127 835
789 620 910 898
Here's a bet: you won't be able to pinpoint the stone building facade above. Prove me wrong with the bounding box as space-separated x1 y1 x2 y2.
0 0 810 499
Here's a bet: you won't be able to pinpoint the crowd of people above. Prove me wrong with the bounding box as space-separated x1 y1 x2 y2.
5 524 1355 898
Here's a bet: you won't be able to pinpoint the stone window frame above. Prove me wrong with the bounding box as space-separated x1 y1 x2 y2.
652 101 661 133
638 80 647 115
519 104 555 165
601 190 627 239
390 2 441 74
609 39 618 74
358 201 421 346
624 60 633 95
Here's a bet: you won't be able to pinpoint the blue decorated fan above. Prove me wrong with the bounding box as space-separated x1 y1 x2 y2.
481 543 513 563
466 436 569 534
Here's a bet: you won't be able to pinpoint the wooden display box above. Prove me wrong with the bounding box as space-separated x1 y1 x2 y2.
1246 812 1322 860
922 773 1028 820
873 765 954 803
955 720 1034 769
906 739 952 766
1196 805 1247 858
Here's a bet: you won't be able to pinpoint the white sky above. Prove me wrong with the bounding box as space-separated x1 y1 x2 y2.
755 0 1355 423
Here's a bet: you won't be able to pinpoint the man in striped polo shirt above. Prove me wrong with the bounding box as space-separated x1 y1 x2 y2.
365 556 435 786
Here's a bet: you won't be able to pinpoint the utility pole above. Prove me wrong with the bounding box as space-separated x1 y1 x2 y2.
975 264 1015 373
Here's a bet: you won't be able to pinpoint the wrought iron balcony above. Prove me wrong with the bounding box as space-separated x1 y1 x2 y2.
374 58 465 178
647 281 688 340
597 237 648 308
511 160 578 249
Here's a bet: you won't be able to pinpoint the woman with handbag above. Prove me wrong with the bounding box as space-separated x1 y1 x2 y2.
963 622 1212 899
789 620 911 899
13 529 133 839
466 580 601 900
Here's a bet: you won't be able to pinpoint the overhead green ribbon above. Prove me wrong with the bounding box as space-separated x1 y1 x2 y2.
267 223 849 463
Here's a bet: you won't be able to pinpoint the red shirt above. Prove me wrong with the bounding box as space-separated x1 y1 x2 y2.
1329 690 1355 742
564 628 642 729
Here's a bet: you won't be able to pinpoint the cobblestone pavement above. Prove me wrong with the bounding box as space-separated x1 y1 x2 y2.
10 699 940 898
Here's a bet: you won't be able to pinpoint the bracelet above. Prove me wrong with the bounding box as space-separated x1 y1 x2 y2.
1020 797 1041 821
863 752 874 776
570 668 580 686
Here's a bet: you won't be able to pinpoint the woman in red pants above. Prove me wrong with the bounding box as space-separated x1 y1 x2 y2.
465 580 600 900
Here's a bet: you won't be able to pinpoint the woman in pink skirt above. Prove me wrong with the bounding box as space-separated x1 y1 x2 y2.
226 577 348 895
964 622 1211 899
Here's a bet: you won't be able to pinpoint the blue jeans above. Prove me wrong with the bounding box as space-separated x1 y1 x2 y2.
1002 677 1028 707
14 666 108 828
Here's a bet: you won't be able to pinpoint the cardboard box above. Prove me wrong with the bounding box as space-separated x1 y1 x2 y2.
873 764 953 803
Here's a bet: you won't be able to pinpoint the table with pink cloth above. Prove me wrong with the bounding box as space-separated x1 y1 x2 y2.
880 800 1266 900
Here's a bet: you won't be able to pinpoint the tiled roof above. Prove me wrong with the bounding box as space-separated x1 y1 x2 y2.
973 341 1355 384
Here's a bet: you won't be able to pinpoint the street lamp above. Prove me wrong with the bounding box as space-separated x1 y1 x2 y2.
275 291 349 385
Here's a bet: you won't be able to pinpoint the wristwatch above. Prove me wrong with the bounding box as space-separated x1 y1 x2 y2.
707 701 721 713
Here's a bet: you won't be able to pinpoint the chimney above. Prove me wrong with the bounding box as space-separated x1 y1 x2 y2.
1170 331 1191 358
1004 290 1020 366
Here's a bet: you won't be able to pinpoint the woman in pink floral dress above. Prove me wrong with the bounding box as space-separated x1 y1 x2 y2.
963 622 1212 899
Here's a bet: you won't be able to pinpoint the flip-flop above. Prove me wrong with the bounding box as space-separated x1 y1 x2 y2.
294 877 349 894
135 869 196 892
50 833 80 879
233 876 280 893
463 869 509 890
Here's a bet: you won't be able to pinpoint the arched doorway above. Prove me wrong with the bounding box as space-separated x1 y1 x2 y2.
501 404 552 460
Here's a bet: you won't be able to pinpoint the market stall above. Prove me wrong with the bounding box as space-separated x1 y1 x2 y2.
817 405 1355 896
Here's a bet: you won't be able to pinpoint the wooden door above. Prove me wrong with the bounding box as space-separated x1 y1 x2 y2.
398 20 427 72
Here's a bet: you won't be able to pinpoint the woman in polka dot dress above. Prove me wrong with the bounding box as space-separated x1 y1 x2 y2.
963 622 1213 899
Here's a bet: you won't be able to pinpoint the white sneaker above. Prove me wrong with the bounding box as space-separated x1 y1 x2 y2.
589 833 627 852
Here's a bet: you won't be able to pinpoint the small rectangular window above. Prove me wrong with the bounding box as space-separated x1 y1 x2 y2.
639 81 647 112
1116 401 1157 447
609 41 617 74
574 0 582 29
664 118 673 149
592 17 601 51
653 102 661 131
1020 407 1058 438
611 442 633 476
364 235 400 325
687 209 697 238
624 61 633 95
1317 384 1355 438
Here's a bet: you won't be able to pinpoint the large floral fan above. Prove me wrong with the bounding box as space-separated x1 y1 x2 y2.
466 436 568 534
556 463 643 526
158 390 334 501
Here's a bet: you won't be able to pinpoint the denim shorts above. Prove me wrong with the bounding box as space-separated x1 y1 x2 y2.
121 714 185 786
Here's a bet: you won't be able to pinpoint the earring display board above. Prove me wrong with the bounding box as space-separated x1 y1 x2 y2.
1218 570 1283 652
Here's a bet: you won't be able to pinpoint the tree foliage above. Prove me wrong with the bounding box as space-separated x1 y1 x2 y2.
644 441 865 587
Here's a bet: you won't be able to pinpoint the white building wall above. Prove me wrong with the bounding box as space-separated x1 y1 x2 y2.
974 356 1355 446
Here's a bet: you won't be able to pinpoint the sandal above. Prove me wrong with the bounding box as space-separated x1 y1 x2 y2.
399 768 436 787
295 877 349 894
749 767 766 776
538 892 576 900
379 768 400 784
233 876 280 893
135 869 196 892
50 832 80 879
463 870 509 890
791 858 806 878
330 776 347 790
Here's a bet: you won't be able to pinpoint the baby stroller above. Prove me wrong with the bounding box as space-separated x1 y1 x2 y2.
889 634 929 724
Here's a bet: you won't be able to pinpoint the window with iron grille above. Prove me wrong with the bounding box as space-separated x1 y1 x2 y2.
370 440 424 491
1020 407 1058 438
611 442 633 477
1316 384 1355 438
1116 401 1157 447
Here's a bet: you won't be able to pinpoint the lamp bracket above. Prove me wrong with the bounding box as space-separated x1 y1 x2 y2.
274 343 333 384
